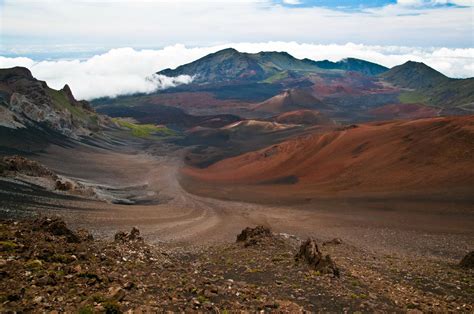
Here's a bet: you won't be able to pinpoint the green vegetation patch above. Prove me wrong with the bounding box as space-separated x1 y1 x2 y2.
262 70 289 83
398 91 428 104
113 118 177 138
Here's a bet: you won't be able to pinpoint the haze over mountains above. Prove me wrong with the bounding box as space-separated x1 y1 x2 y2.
94 48 474 126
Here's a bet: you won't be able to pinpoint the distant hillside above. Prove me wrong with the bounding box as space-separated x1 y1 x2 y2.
158 48 388 84
381 61 448 89
313 58 388 76
273 110 335 126
183 115 474 200
381 61 474 109
254 89 330 114
0 67 107 139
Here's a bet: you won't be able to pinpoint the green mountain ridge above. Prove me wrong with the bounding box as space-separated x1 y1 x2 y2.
158 48 389 84
381 61 474 109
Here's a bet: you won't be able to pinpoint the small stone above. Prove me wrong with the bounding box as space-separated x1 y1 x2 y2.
108 286 126 301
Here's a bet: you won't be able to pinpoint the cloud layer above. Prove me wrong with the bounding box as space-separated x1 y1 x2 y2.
0 43 472 100
1 0 472 51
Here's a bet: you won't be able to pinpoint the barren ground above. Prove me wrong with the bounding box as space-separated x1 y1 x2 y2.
1 135 473 311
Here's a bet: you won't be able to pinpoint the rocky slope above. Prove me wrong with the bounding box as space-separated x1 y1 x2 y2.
0 67 108 139
158 48 388 84
183 115 474 199
273 109 335 126
381 61 474 110
254 88 331 114
1 218 472 312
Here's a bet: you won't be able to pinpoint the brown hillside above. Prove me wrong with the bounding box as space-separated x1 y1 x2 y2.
254 89 330 114
182 116 474 198
273 109 335 125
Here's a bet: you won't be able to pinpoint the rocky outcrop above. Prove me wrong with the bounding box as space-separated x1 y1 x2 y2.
236 225 272 247
114 227 143 243
0 67 106 138
459 251 474 269
295 238 339 277
1 156 55 178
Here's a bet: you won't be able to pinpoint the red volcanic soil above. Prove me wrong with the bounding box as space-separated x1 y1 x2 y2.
310 73 398 98
273 109 335 126
254 89 330 113
369 103 440 120
182 116 474 200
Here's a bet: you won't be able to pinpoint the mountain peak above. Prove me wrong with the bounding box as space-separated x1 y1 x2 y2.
0 67 34 81
157 49 389 84
381 60 448 89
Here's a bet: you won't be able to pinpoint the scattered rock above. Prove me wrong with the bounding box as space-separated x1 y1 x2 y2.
114 227 143 243
236 225 272 247
459 251 474 268
54 179 74 191
76 228 94 242
323 238 343 246
295 238 339 277
33 217 80 243
108 286 126 301
1 155 55 178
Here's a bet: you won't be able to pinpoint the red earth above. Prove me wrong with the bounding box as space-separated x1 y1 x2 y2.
369 103 440 120
182 115 474 201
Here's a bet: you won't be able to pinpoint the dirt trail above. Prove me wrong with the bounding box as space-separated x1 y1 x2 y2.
3 140 473 262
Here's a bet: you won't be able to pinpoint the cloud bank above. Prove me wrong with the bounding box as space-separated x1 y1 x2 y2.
0 42 472 100
2 0 472 50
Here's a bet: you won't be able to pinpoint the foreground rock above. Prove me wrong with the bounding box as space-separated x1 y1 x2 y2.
114 227 143 243
295 238 340 277
0 219 472 312
236 225 273 246
460 251 474 268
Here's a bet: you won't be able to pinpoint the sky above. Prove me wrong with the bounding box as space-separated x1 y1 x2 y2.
0 0 473 99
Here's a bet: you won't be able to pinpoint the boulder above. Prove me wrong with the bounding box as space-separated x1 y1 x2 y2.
295 238 339 277
236 225 272 247
33 217 80 243
459 251 474 268
114 227 143 243
55 179 75 191
2 155 55 178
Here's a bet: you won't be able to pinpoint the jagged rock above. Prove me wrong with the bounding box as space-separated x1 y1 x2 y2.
323 238 343 246
114 227 143 243
1 155 55 178
0 67 105 138
236 225 272 247
55 179 74 191
76 228 94 242
107 286 126 301
33 217 80 243
295 238 339 277
459 251 474 268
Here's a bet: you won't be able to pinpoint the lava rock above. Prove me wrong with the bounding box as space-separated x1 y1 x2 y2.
236 225 272 247
33 217 80 243
295 238 339 277
114 227 143 243
459 251 474 268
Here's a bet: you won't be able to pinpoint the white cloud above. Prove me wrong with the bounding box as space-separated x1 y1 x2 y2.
0 43 473 100
397 0 473 6
282 0 302 4
1 0 472 50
